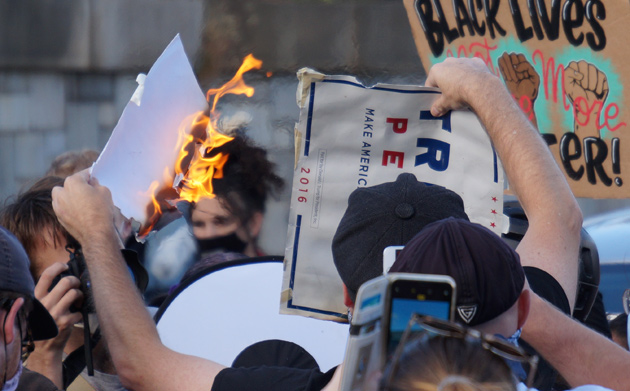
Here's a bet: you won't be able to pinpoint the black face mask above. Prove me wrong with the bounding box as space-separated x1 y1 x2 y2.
196 232 248 256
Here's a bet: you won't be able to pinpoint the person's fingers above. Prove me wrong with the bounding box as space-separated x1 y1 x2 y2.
77 168 91 180
55 307 83 331
57 288 84 315
34 263 69 299
43 276 81 309
88 174 99 187
65 313 83 328
46 288 83 331
430 96 450 118
424 69 438 88
63 170 89 191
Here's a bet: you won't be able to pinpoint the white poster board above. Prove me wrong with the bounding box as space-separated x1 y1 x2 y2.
91 35 208 225
281 69 505 320
156 260 348 371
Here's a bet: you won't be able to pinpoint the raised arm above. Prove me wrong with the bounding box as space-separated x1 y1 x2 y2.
523 293 630 391
51 170 225 391
425 58 582 311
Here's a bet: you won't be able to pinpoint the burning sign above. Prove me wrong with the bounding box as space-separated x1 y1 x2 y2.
91 35 261 237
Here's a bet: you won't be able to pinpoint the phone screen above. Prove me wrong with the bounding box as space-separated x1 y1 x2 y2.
387 279 453 356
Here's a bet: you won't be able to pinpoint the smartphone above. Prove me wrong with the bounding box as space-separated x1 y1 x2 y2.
384 274 456 357
340 273 456 391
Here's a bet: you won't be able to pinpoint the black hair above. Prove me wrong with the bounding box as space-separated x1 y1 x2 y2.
195 134 284 234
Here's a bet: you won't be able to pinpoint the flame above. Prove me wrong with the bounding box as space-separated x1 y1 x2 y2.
138 180 163 237
206 54 262 113
174 120 233 202
139 54 262 236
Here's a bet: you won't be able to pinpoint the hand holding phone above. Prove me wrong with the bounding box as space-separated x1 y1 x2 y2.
340 273 456 391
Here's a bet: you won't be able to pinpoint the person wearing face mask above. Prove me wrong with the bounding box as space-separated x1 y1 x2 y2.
188 133 284 259
190 196 259 258
140 132 284 302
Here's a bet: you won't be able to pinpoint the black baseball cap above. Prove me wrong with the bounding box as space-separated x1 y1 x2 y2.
332 173 469 303
0 226 58 340
390 217 525 326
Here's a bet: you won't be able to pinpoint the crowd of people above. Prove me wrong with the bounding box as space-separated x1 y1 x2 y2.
1 57 630 391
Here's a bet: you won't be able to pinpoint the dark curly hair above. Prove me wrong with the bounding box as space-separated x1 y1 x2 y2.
197 134 285 230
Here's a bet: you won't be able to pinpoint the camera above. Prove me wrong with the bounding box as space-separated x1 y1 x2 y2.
49 245 148 313
49 245 91 313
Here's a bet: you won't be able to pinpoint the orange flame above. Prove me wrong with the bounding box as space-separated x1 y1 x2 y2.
174 120 233 202
139 54 262 236
206 54 262 113
138 180 163 237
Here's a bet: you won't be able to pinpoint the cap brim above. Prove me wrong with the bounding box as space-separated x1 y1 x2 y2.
28 299 59 341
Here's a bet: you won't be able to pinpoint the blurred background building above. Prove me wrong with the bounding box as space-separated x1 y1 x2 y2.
1 0 628 255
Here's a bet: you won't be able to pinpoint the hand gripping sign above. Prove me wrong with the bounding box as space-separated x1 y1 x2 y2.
281 69 505 320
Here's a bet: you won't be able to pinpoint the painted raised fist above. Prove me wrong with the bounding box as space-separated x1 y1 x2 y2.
564 60 609 138
498 52 540 128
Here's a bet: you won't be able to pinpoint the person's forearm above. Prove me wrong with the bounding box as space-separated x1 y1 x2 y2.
523 294 630 391
51 172 225 391
463 74 582 309
80 226 161 389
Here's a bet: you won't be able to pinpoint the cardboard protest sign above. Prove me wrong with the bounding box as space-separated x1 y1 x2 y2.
403 0 629 198
281 69 504 320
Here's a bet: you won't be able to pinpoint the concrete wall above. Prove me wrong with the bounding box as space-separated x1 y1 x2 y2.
0 0 203 71
0 0 203 199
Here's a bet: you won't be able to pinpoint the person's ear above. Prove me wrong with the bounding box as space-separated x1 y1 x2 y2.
517 289 530 330
247 211 264 239
3 298 24 345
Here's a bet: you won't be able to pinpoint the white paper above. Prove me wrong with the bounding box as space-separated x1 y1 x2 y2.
91 35 208 224
282 69 505 320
